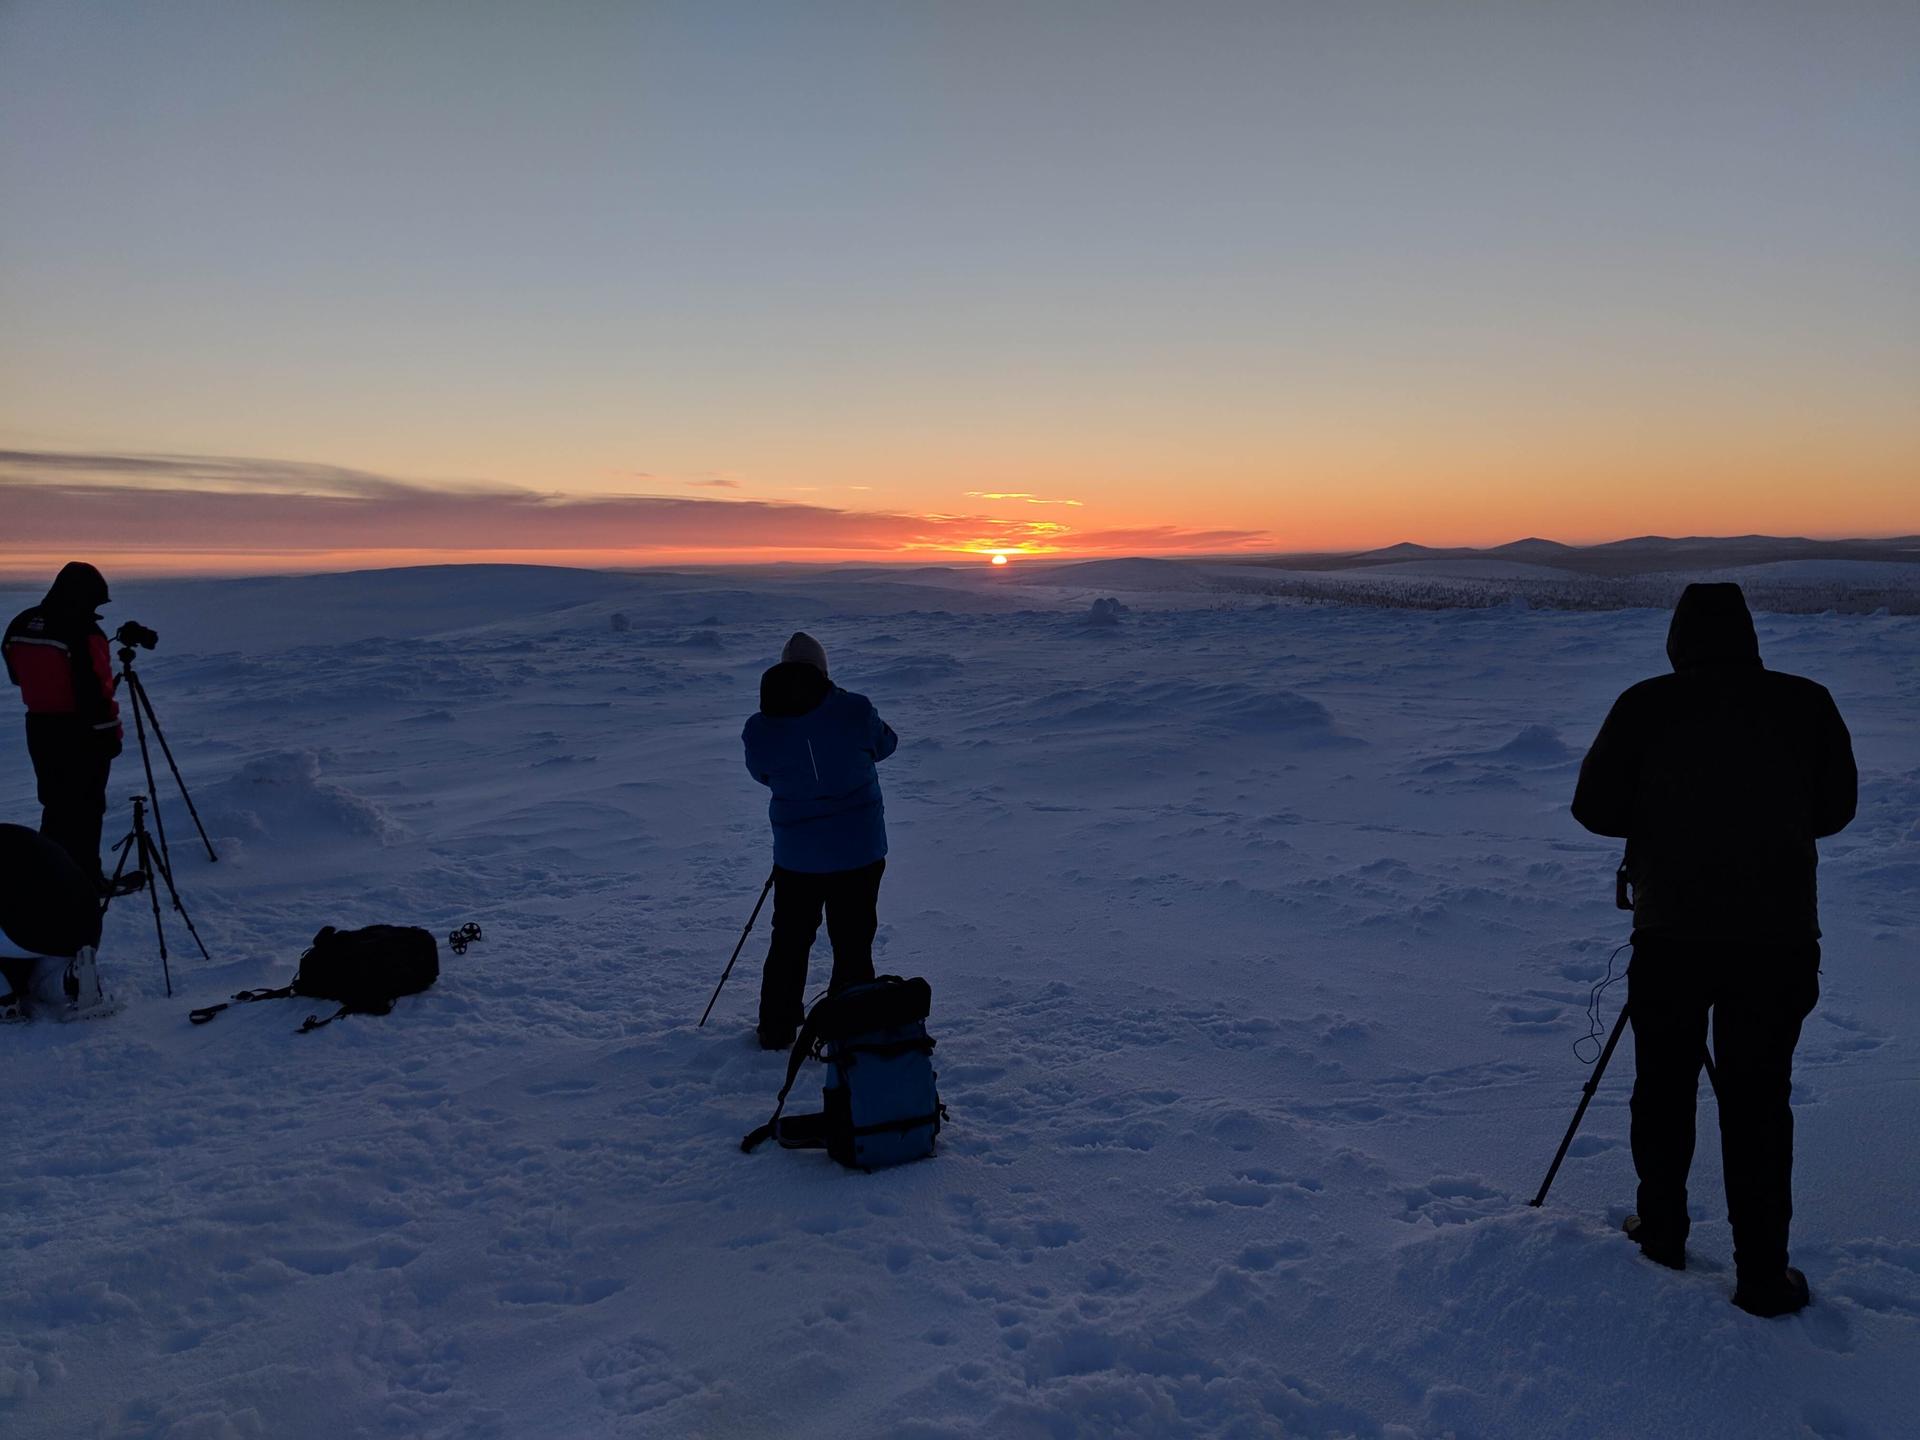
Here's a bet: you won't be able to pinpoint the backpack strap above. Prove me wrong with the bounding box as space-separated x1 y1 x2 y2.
188 984 296 1025
296 994 398 1034
740 1001 836 1153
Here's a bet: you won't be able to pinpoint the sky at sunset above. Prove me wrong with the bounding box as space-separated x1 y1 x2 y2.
2 1 1916 577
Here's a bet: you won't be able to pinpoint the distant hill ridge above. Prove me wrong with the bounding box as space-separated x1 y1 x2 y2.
1202 534 1920 579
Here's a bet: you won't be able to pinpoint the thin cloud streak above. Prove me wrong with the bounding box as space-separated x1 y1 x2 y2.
0 448 494 500
0 450 1269 574
965 492 1085 507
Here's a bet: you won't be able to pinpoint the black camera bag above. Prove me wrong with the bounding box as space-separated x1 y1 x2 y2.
190 924 441 1032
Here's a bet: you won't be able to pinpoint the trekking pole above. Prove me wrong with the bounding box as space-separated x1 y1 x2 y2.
697 869 775 1028
1529 999 1631 1208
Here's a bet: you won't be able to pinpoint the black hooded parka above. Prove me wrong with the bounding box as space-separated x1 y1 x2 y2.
1571 583 1857 939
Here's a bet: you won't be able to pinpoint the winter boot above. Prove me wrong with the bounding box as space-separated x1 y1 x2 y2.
1623 1213 1686 1271
64 948 105 1010
22 947 113 1019
1732 1267 1811 1318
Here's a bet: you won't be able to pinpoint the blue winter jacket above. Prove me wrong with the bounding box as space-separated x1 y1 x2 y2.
743 663 898 874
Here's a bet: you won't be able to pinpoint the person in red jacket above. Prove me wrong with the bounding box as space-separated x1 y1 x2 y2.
3 562 124 886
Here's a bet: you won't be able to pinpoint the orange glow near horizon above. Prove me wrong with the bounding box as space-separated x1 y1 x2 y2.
4 6 1917 583
3 428 1919 583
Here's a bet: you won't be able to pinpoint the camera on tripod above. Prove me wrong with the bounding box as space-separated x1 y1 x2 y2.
99 620 216 995
114 620 159 651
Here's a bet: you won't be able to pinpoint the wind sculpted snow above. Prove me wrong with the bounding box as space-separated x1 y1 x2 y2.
1 566 1915 1438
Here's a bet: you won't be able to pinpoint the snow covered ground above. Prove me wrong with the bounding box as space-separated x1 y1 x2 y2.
1137 556 1920 616
2 564 1916 1439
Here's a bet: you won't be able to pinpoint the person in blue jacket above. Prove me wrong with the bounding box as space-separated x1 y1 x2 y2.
742 632 898 1049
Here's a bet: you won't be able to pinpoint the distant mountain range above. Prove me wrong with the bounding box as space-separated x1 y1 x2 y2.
1234 534 1920 577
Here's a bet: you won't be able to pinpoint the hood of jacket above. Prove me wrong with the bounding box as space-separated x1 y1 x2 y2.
44 561 110 616
760 660 834 718
1666 582 1760 672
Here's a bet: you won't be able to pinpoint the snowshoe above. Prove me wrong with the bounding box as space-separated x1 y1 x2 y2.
2 948 121 1022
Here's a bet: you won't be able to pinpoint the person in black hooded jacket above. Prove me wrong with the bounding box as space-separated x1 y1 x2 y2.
2 562 124 886
1572 582 1856 1317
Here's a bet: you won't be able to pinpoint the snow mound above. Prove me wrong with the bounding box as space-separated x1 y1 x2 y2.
1086 597 1130 627
661 629 726 651
1493 725 1574 763
1030 680 1349 744
857 653 963 688
201 751 395 845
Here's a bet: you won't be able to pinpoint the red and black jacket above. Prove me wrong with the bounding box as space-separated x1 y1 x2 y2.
3 563 122 745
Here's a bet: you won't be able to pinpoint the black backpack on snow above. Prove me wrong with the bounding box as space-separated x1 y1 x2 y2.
741 975 946 1171
190 924 442 1032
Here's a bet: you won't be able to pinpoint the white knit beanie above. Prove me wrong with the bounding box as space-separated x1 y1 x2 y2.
781 631 829 676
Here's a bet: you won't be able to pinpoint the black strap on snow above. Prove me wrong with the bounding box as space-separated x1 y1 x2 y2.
189 985 297 1025
850 1108 945 1138
741 1004 836 1153
297 995 399 1034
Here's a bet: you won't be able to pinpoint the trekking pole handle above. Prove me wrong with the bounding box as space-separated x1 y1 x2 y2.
697 869 776 1029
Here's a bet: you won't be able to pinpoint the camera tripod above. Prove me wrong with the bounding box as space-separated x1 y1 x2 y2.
116 642 218 869
102 794 209 997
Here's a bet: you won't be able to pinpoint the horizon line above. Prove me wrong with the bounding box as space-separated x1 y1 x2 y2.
4 530 1918 587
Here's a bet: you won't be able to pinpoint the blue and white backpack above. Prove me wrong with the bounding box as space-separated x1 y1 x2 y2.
741 975 945 1171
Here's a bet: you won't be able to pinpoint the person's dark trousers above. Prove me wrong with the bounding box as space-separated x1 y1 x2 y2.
25 716 112 886
757 859 885 1042
1628 935 1820 1276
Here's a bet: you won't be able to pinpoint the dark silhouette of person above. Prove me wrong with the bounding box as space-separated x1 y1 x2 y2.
2 563 123 887
742 632 898 1050
0 822 106 1018
1573 583 1856 1317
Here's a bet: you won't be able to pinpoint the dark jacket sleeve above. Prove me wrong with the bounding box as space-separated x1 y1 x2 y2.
868 702 898 762
79 629 119 722
742 718 769 786
1808 686 1857 839
73 626 123 753
1 612 21 686
1571 690 1641 838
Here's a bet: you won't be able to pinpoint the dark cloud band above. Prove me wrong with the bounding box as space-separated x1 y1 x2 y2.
0 448 1268 563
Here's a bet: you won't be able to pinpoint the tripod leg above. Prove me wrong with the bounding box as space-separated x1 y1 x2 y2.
146 839 212 966
698 870 777 1027
1530 1000 1632 1208
122 671 171 870
138 832 174 997
99 832 138 919
131 672 218 863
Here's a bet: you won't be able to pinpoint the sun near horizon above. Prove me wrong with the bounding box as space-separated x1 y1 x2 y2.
2 3 1916 578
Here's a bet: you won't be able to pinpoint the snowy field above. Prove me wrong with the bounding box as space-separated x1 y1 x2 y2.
2 563 1916 1439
